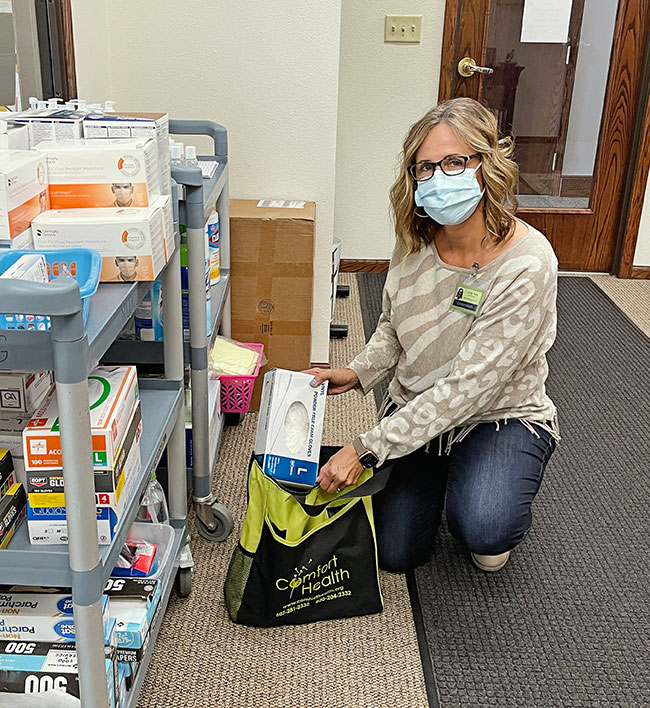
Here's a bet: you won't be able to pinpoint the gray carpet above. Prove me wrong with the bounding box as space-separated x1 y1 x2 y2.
357 273 650 708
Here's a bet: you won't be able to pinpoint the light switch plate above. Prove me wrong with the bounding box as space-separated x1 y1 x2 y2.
384 15 422 43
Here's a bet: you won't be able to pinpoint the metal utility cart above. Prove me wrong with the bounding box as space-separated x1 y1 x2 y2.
101 120 235 544
0 228 188 706
169 119 234 543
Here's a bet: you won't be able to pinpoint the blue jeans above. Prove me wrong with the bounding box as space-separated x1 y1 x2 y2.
373 419 556 572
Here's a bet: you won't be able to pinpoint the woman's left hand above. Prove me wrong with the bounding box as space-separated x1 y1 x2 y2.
317 443 365 494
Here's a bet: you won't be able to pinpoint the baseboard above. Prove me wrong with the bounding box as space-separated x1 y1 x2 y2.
631 266 650 279
309 362 330 368
340 259 390 273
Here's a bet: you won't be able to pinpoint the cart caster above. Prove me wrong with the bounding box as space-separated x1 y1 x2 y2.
225 412 245 426
175 567 192 597
195 501 234 542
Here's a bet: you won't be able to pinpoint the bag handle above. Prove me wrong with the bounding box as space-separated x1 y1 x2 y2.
272 464 392 517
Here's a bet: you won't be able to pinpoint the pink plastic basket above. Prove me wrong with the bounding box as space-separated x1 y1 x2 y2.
218 342 265 414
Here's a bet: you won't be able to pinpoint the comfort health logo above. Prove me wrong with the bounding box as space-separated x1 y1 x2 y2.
117 155 140 177
275 554 350 599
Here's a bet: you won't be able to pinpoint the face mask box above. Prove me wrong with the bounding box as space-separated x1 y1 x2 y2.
12 108 85 147
254 369 328 488
31 195 173 283
0 592 110 643
83 112 171 196
35 138 160 209
0 150 49 247
26 416 142 545
23 365 139 471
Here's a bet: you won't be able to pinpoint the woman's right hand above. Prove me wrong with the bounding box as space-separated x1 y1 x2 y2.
302 367 359 395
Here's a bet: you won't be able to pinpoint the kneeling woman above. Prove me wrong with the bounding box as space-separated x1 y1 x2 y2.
307 97 559 574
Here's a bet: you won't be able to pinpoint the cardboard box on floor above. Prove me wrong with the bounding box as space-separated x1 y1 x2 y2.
229 199 315 411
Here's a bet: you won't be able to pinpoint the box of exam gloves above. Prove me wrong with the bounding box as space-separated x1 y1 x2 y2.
25 404 142 546
35 138 160 209
0 592 110 643
23 365 138 471
31 195 174 282
254 369 328 488
0 150 49 249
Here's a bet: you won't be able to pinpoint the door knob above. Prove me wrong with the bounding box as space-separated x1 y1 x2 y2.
457 57 494 77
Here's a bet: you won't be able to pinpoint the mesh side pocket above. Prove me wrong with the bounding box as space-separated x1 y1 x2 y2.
224 545 254 621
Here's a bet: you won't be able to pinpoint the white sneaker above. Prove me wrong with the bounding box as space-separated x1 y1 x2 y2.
471 551 511 572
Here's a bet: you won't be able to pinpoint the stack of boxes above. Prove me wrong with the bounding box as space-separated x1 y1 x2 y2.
23 365 141 545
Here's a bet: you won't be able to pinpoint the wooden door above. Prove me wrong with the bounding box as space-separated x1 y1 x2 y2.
439 0 650 272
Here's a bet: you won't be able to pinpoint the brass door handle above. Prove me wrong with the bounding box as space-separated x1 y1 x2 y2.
457 57 494 77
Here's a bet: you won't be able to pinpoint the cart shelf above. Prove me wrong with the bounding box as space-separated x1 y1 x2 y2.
101 270 230 367
0 380 183 587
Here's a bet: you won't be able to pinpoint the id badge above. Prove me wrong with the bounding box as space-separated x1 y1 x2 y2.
450 264 490 317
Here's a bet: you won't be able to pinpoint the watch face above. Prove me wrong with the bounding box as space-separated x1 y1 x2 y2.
361 452 377 468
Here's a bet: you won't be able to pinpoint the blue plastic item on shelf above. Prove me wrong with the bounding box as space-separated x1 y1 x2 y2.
0 248 102 329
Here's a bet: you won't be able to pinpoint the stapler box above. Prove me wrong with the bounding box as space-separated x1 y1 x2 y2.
0 640 116 707
35 138 160 209
104 578 162 650
0 483 27 549
0 150 49 247
23 365 139 471
83 112 171 196
32 196 172 282
0 593 110 643
26 413 142 545
254 369 327 488
0 371 53 416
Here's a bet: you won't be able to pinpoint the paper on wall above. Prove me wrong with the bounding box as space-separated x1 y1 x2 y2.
520 0 572 44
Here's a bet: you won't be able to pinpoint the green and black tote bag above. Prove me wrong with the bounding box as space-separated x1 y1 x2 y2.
224 446 390 627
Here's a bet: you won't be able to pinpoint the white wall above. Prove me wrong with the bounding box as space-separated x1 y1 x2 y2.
334 1 446 261
71 0 341 364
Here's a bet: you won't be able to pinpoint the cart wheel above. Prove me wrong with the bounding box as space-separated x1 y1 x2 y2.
195 502 234 542
175 567 192 598
225 412 245 426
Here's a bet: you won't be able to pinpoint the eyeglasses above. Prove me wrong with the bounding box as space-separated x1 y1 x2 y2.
408 153 480 182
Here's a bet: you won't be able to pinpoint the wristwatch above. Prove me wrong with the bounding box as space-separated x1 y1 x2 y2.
352 436 379 468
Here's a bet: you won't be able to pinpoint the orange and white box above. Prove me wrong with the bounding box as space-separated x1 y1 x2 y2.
35 138 160 210
0 150 49 248
32 195 172 282
23 365 139 471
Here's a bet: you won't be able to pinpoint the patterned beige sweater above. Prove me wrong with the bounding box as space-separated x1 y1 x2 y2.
348 224 559 466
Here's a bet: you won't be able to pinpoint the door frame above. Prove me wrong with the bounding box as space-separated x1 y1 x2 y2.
438 0 650 276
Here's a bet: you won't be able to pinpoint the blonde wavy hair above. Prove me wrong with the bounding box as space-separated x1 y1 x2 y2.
390 97 519 256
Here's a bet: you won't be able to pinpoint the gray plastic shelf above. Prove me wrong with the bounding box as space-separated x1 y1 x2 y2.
101 271 230 366
123 525 184 708
0 380 183 587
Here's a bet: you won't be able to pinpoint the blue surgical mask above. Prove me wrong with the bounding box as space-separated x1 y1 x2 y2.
414 164 485 225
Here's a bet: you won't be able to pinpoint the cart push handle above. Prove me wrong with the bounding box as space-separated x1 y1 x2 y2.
169 119 228 159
